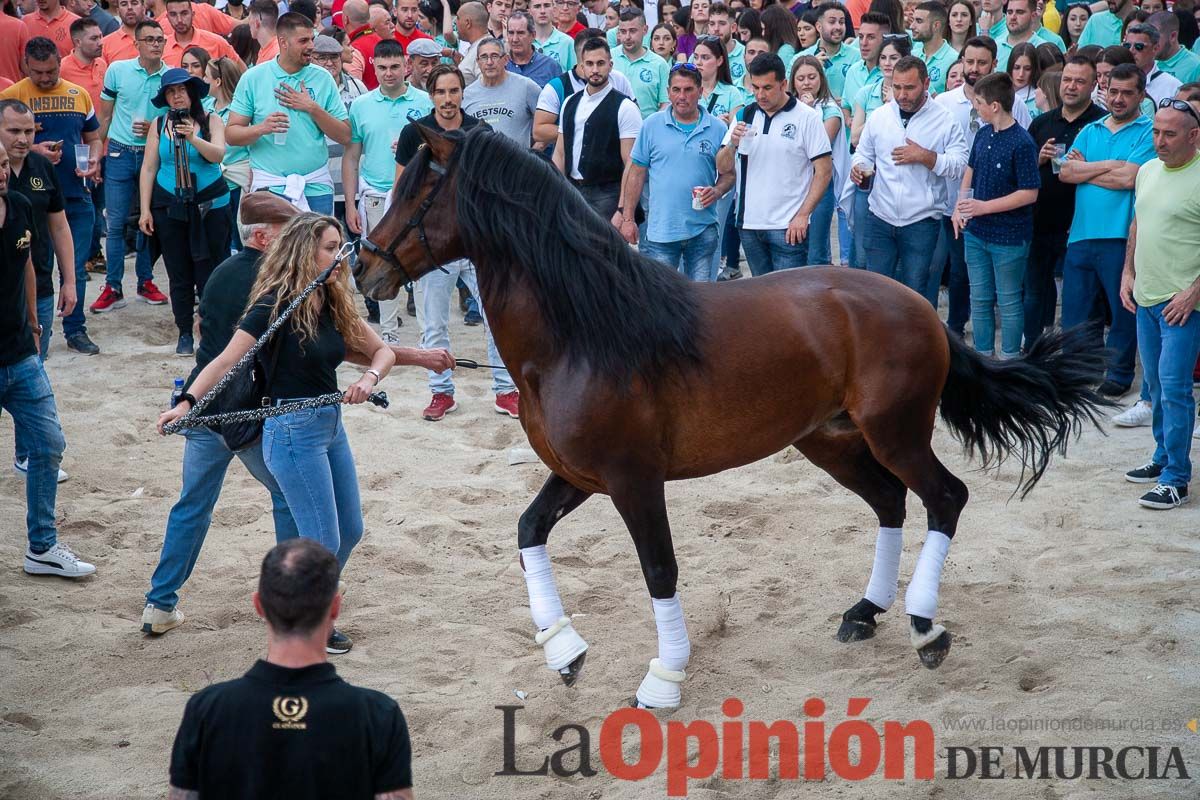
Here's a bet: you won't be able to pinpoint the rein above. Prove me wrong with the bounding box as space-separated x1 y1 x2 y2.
162 241 388 436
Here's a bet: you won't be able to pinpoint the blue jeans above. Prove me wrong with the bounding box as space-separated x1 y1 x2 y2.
864 212 942 298
1061 238 1136 387
640 224 720 282
63 194 93 338
850 185 871 268
963 232 1028 359
145 428 299 611
740 228 809 276
0 356 66 552
807 182 835 266
1137 302 1200 487
104 142 154 290
89 163 105 259
35 295 53 361
837 208 851 265
305 192 334 216
419 259 515 395
707 191 735 281
263 405 362 570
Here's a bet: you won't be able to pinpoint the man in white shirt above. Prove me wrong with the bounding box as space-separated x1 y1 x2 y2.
1123 22 1181 104
552 36 642 218
716 53 831 275
456 1 490 85
533 29 635 144
850 55 967 296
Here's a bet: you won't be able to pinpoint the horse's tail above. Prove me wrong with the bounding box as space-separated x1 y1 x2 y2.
937 325 1112 498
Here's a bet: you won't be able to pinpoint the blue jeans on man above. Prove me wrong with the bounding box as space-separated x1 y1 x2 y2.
0 356 66 553
145 427 299 611
863 213 942 298
641 224 720 282
850 185 870 268
807 183 836 266
1061 238 1136 388
420 259 515 396
1136 302 1200 488
740 228 809 276
63 194 93 338
963 233 1029 359
305 193 334 216
103 142 154 290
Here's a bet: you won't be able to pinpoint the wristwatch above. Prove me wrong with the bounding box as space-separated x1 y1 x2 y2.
365 368 382 385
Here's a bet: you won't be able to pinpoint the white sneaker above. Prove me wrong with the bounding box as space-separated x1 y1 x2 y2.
1111 401 1152 428
141 604 185 635
24 542 96 578
13 458 69 483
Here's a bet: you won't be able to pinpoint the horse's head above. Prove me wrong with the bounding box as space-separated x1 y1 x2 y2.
353 125 465 301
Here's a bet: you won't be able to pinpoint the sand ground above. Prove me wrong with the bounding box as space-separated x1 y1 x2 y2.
2 270 1199 800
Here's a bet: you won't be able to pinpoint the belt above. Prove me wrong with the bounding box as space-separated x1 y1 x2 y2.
110 140 146 152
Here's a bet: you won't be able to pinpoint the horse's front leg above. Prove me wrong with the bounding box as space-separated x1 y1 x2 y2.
519 473 592 685
610 479 690 709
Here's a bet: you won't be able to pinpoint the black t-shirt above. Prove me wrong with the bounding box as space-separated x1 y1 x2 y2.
10 153 65 299
394 111 484 167
1027 102 1107 236
187 247 264 390
169 660 413 799
0 193 37 367
238 292 347 399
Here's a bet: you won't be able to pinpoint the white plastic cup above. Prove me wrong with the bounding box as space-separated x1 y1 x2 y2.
959 188 974 220
73 144 90 170
1051 143 1067 175
132 111 147 137
737 126 757 155
273 130 288 146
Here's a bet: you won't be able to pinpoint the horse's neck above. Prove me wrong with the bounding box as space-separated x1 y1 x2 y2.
474 260 556 375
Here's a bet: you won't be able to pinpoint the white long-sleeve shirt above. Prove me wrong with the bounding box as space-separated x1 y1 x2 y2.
851 95 968 227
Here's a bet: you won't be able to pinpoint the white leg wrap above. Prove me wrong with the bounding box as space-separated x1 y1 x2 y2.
635 658 687 709
521 545 565 630
863 527 903 610
904 531 951 620
652 594 691 671
534 616 588 671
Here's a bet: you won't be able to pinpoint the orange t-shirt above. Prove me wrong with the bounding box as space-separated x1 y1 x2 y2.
23 8 81 57
0 14 31 83
191 2 235 35
163 27 241 67
59 52 108 110
101 28 139 63
256 36 279 64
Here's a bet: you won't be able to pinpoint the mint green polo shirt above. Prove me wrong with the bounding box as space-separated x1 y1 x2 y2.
1078 10 1123 48
995 29 1056 72
349 85 433 192
606 27 651 51
794 41 861 100
534 28 575 71
100 58 168 146
727 39 747 85
841 59 880 112
1158 47 1200 84
853 79 887 118
912 39 958 95
701 81 746 119
612 48 670 120
228 58 349 196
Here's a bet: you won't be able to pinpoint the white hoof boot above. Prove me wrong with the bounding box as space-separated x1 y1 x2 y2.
910 623 947 650
635 658 686 709
535 616 588 672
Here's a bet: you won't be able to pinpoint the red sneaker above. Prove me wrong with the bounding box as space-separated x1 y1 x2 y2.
89 285 127 313
422 393 458 421
138 280 168 305
494 391 520 419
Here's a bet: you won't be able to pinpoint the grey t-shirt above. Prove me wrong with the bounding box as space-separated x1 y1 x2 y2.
462 73 542 146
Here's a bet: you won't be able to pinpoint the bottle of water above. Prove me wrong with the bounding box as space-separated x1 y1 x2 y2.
171 378 185 408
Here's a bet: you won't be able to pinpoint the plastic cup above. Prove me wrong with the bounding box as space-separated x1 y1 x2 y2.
737 127 757 155
273 130 288 146
860 164 875 191
1051 143 1067 175
959 188 974 219
73 144 90 170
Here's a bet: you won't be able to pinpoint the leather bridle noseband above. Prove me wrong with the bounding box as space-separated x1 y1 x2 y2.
358 144 460 280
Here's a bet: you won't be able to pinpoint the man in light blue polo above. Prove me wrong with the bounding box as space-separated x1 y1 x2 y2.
1059 63 1155 398
530 0 574 70
707 3 746 85
613 65 734 281
342 38 430 343
611 8 668 120
911 2 957 95
842 12 888 115
794 3 860 101
994 0 1060 70
1078 0 1136 48
226 11 350 215
1150 12 1200 85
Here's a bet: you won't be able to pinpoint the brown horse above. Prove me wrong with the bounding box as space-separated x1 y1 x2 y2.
354 125 1107 708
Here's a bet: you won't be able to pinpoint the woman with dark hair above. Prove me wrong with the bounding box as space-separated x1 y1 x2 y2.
946 0 975 52
868 0 904 39
797 7 820 49
228 22 260 66
694 35 744 120
1007 42 1042 118
1035 41 1064 70
1035 66 1062 113
1175 8 1197 50
651 21 679 61
206 56 250 250
673 7 698 59
181 46 215 110
760 3 800 64
1061 2 1091 51
736 8 761 42
138 68 229 356
791 55 849 265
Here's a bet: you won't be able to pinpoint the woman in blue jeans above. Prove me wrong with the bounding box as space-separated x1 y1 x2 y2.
158 213 395 653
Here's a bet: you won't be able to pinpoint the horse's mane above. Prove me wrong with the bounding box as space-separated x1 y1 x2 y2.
397 125 704 386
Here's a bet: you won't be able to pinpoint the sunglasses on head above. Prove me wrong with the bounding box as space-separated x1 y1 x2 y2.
1122 40 1147 51
1159 96 1200 125
670 62 701 72
882 33 911 42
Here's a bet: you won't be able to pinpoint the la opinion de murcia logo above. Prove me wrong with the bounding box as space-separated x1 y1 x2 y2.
272 696 309 730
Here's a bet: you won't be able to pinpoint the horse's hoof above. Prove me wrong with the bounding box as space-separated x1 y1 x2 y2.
559 651 586 686
916 630 952 669
836 618 877 642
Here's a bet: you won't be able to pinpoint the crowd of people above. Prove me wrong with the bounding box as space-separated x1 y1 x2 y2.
2 0 1199 791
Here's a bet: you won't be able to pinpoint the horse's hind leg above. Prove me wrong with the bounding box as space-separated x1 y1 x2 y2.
518 473 592 685
794 418 909 644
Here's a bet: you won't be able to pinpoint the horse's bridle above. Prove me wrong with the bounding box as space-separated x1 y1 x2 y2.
358 145 460 281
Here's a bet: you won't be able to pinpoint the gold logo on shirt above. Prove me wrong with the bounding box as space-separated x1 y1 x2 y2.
271 696 309 730
30 177 44 191
15 230 31 251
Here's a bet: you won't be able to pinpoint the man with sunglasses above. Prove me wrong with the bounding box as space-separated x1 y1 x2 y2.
1124 23 1181 104
1148 13 1200 86
1118 97 1200 509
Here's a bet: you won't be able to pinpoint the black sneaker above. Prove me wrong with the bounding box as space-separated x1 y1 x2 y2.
176 333 194 357
1138 483 1189 510
464 310 483 326
66 332 100 355
1125 462 1165 484
326 628 353 655
1097 380 1131 399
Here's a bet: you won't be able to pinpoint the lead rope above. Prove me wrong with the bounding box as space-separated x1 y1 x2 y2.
162 242 389 435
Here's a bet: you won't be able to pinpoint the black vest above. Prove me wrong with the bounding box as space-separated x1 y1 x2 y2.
561 86 628 186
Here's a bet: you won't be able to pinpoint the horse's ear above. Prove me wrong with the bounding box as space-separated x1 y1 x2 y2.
417 124 456 167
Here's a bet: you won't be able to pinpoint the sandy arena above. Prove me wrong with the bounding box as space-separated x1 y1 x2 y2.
2 285 1199 799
